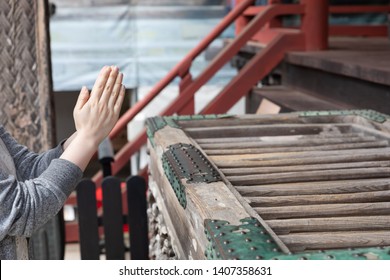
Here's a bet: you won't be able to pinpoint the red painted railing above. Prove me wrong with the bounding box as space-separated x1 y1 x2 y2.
92 0 258 185
92 0 389 185
239 2 390 40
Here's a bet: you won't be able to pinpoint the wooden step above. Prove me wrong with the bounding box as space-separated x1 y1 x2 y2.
250 85 352 113
286 37 390 87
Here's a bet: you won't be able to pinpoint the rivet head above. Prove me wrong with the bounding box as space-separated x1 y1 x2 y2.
250 246 257 251
245 238 252 242
327 255 334 259
228 249 234 253
215 226 220 229
219 232 225 237
300 257 308 260
256 255 263 260
223 240 230 245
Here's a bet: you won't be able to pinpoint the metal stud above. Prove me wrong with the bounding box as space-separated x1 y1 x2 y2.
256 255 263 260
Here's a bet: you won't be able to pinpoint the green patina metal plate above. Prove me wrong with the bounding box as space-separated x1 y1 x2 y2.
299 109 390 123
162 143 221 209
204 218 390 260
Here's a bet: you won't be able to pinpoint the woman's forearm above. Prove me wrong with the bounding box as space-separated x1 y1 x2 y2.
62 131 77 151
60 131 99 171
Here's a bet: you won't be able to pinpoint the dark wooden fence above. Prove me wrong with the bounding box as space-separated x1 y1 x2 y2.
76 175 149 260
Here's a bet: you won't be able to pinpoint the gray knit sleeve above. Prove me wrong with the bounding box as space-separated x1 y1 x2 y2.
0 158 83 239
0 126 64 180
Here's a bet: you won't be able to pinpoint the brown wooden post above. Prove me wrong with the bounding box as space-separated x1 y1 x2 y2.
0 0 55 151
301 0 329 51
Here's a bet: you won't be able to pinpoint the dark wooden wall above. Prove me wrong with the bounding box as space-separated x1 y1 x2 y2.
0 0 54 152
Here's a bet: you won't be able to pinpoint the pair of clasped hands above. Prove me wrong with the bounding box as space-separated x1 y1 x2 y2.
60 66 125 171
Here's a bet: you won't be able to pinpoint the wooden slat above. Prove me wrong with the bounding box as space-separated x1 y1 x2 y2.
185 124 352 138
205 140 389 155
177 113 308 128
212 150 390 167
127 176 149 260
228 167 390 185
222 161 390 176
246 190 390 207
196 133 364 144
267 216 390 234
279 231 390 252
102 177 125 260
211 147 390 162
76 179 100 260
200 136 376 149
255 202 390 220
235 179 390 197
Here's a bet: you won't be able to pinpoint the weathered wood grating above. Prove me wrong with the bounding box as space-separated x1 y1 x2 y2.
146 111 390 260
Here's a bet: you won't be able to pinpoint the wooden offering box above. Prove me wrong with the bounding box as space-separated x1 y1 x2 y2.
146 110 390 260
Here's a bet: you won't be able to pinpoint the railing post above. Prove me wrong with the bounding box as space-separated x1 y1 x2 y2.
178 59 195 115
301 0 329 50
235 0 252 36
267 0 283 28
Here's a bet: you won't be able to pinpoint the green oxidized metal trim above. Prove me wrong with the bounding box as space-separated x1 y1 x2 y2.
299 109 390 123
162 143 221 209
172 114 233 121
204 218 282 260
162 153 187 208
146 116 180 147
146 114 233 146
204 218 390 260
